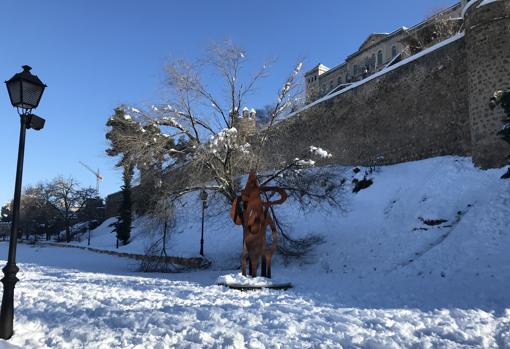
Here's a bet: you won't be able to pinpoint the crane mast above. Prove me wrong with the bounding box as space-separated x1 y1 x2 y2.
79 161 103 195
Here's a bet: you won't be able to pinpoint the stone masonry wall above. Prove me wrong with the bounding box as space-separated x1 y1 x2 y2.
466 0 510 168
262 37 472 167
106 37 473 217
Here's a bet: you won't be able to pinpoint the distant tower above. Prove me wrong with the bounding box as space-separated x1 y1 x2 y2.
465 0 510 168
242 107 250 118
234 107 256 141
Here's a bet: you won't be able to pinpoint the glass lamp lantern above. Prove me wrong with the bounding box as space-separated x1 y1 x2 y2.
5 65 46 112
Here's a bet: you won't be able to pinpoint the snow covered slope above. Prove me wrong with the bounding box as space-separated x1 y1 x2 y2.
76 156 510 310
3 156 510 348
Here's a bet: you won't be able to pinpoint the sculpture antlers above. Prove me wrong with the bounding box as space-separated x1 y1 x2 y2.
231 170 287 278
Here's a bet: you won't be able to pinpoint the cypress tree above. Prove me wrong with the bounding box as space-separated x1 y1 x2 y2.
106 107 137 246
116 164 133 244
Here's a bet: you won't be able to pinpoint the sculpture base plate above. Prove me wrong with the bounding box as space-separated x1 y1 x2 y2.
218 282 292 291
216 273 292 291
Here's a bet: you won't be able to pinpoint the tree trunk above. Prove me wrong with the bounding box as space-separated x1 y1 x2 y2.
65 217 71 242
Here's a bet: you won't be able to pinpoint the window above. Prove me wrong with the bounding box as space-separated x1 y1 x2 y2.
337 77 342 84
354 65 359 76
371 53 376 69
330 81 334 89
392 46 397 58
377 50 383 66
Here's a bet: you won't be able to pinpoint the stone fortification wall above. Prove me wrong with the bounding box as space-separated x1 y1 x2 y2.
465 0 510 168
262 36 471 167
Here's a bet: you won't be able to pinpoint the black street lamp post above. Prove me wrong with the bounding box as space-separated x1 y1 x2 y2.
199 190 208 256
0 66 46 340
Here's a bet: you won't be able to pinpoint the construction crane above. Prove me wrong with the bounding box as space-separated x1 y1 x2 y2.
79 161 103 195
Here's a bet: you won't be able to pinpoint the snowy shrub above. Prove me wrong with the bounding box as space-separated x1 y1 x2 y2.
139 241 180 273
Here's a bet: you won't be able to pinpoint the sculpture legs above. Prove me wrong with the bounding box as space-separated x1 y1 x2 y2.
249 257 258 278
261 256 267 277
265 252 272 278
241 248 248 276
248 257 253 276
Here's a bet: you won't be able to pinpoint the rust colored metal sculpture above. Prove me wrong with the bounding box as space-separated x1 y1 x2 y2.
230 170 287 278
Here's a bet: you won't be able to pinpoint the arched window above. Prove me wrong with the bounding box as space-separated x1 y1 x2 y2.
354 65 359 76
377 50 383 66
337 77 342 84
392 46 397 58
330 81 333 90
371 53 376 69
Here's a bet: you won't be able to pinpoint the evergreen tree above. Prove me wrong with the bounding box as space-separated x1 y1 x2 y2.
106 107 174 245
106 107 137 245
114 164 134 245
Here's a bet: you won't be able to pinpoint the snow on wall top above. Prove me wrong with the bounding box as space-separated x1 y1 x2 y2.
462 0 503 17
290 32 465 118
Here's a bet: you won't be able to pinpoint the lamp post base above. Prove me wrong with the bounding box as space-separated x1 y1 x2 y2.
0 263 19 340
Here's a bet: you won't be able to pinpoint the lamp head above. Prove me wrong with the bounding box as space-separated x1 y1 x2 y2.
5 65 46 112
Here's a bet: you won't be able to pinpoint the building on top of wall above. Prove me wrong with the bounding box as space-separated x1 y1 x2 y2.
305 1 466 103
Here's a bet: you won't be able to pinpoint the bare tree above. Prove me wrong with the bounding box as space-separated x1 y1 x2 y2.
148 195 175 257
124 40 306 201
109 40 343 256
138 191 181 272
46 177 96 242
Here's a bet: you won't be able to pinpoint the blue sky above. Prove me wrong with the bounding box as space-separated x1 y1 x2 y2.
0 0 457 204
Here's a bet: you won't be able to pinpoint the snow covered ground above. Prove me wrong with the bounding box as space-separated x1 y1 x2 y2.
1 156 510 348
